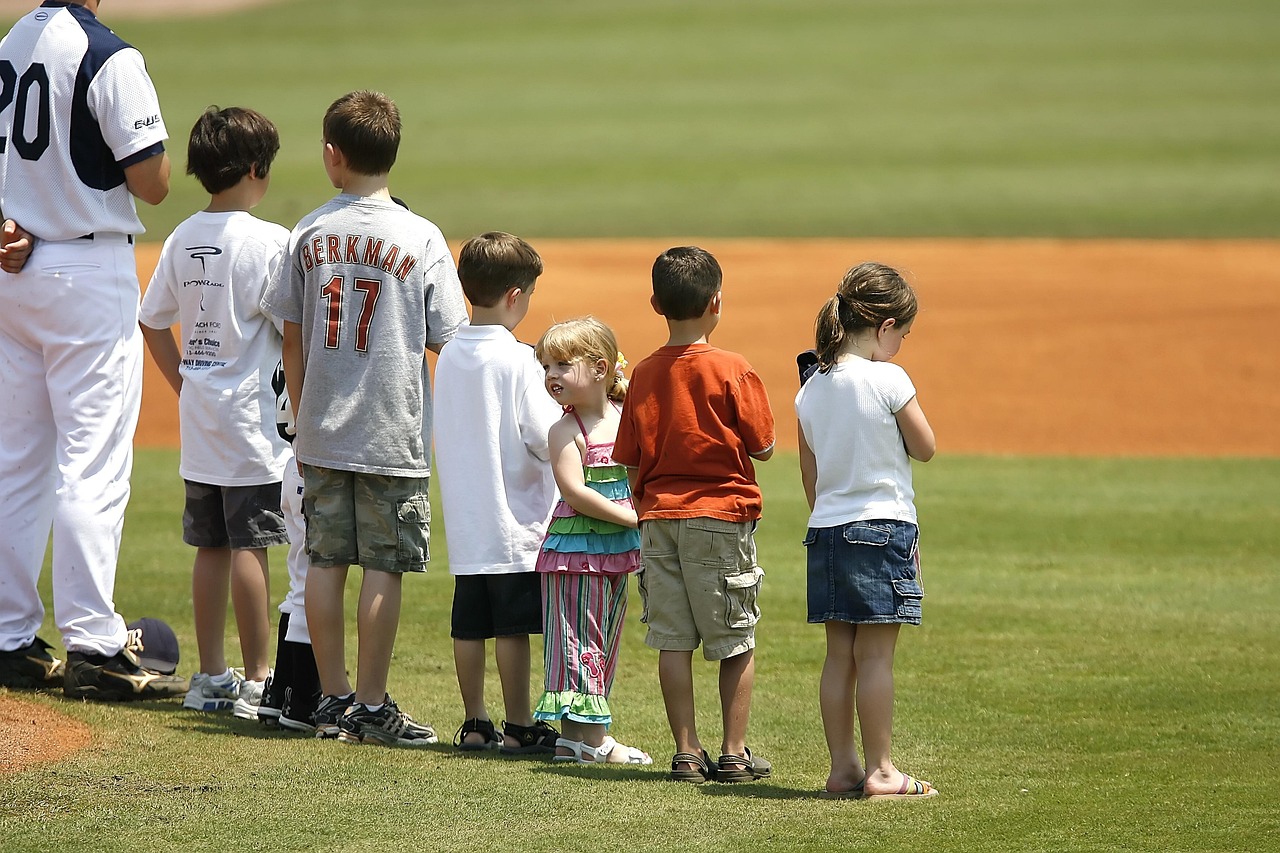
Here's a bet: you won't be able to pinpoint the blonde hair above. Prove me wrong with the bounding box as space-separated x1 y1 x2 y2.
814 262 918 371
534 317 628 403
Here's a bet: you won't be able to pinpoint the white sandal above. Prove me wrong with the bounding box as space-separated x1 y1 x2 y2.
595 736 653 765
552 737 590 763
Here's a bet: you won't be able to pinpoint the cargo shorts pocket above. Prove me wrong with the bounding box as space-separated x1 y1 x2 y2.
396 495 430 563
636 569 650 624
892 577 924 620
842 522 892 547
723 567 764 629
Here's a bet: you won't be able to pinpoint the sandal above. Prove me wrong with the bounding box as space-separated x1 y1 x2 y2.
500 719 559 755
595 736 652 765
554 736 653 765
670 749 717 783
864 774 938 800
818 778 866 800
453 717 501 751
552 737 592 763
716 747 772 783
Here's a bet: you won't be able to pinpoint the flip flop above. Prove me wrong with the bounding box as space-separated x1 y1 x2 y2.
864 774 938 800
818 778 866 800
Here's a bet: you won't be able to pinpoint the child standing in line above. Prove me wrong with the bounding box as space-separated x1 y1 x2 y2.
139 106 289 717
614 246 776 783
533 318 651 765
257 371 322 732
261 91 468 747
795 262 938 800
433 232 563 754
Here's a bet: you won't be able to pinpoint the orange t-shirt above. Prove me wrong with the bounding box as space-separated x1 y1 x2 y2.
614 344 775 522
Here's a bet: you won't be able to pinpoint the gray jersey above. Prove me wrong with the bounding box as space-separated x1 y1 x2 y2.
261 194 466 476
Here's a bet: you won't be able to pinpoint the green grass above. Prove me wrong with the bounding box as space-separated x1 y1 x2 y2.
3 451 1278 852
34 0 1277 239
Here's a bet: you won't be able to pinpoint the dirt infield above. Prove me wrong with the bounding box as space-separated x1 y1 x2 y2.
129 238 1280 457
4 237 1278 775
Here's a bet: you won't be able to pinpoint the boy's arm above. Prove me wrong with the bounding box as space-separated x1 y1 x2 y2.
139 323 183 395
282 321 305 422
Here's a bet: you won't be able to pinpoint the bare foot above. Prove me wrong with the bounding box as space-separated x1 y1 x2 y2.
826 767 866 795
862 768 937 799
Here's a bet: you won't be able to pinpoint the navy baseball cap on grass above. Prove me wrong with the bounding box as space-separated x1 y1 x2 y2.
126 617 180 674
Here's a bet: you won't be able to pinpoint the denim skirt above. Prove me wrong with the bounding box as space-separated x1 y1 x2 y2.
804 520 923 625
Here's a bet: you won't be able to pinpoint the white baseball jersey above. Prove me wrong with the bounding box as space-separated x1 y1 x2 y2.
139 211 291 487
0 2 167 240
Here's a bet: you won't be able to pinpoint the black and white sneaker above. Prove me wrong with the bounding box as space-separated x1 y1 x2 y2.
0 636 65 689
338 695 438 748
64 647 186 701
301 692 353 739
257 675 284 726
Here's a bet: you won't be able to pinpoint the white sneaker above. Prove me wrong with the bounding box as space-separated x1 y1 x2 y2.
183 670 242 712
232 675 270 720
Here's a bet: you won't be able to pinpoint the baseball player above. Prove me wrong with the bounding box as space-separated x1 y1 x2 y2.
0 0 186 700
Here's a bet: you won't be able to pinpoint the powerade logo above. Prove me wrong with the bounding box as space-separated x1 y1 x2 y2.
187 245 222 273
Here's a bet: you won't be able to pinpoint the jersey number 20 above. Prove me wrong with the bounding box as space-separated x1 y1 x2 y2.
0 61 52 160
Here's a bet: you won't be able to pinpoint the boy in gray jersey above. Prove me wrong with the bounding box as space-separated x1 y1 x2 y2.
261 91 467 747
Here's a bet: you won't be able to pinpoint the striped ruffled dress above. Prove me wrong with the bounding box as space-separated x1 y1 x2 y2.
534 411 640 725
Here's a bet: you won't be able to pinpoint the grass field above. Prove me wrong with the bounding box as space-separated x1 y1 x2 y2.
32 0 1277 240
3 450 1277 852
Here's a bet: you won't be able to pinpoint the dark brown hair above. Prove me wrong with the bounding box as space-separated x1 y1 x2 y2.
651 246 722 321
186 106 279 195
457 232 543 307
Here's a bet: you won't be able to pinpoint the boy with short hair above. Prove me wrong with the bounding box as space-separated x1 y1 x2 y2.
139 106 290 717
433 232 563 753
261 91 467 747
613 246 776 783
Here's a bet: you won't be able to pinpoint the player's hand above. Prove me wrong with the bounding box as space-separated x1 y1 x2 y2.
0 219 35 274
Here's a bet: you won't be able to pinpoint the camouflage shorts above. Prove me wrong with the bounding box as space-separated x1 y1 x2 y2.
300 465 430 573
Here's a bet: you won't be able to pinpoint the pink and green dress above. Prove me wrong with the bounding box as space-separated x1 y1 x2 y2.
533 411 640 726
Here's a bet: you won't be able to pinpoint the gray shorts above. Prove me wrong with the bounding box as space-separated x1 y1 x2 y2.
637 517 764 660
183 480 288 550
301 464 430 573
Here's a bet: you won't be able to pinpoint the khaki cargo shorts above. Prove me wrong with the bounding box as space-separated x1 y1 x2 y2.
637 517 764 660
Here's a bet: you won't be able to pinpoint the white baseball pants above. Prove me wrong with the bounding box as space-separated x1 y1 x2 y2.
0 236 139 656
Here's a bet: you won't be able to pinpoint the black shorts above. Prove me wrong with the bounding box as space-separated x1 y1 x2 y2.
450 573 543 640
183 480 288 550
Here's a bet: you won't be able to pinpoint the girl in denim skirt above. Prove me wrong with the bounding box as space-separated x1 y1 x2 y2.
795 262 938 800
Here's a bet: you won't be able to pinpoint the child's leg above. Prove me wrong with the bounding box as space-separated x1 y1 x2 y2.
658 649 702 761
718 647 755 757
305 564 351 698
353 568 402 706
454 638 489 729
192 546 232 675
229 546 271 682
853 622 927 796
495 633 533 728
820 621 864 793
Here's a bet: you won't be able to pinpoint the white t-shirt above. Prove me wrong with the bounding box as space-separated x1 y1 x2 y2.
433 324 563 575
0 3 166 240
139 210 290 486
795 357 919 527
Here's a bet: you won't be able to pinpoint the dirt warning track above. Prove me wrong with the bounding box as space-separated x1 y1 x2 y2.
131 238 1280 458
